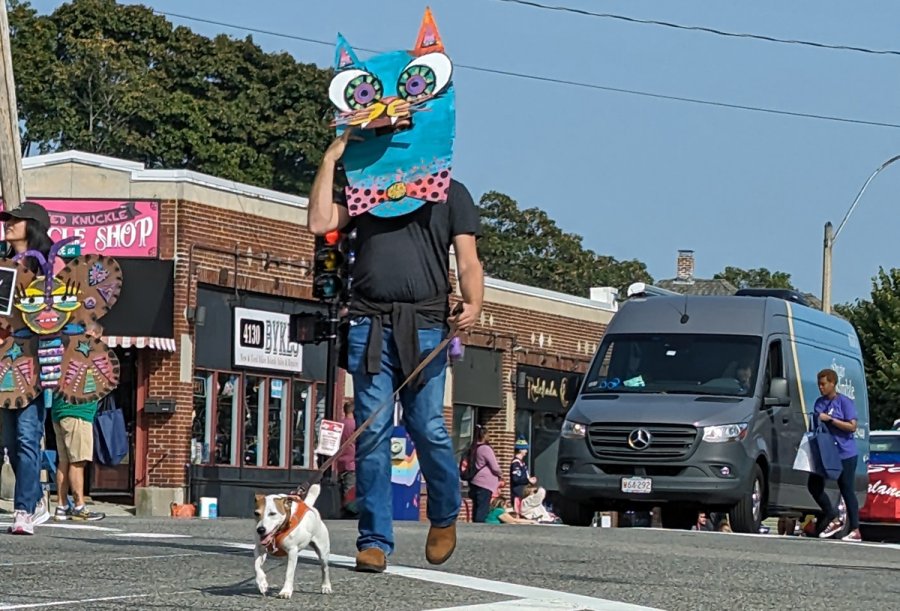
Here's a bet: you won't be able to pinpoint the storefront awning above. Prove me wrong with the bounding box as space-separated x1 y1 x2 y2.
103 336 177 352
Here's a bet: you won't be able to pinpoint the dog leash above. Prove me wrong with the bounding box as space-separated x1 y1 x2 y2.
294 308 463 496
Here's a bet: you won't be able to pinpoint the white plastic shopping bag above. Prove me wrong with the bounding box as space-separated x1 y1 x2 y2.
1 448 15 501
792 433 816 473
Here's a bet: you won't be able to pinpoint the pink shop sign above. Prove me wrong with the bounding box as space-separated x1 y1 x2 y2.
1 200 160 258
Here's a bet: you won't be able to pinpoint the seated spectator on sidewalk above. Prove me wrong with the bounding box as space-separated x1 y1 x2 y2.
52 394 105 521
518 484 560 523
1 201 59 534
692 512 714 531
777 517 797 536
485 496 535 525
509 438 536 501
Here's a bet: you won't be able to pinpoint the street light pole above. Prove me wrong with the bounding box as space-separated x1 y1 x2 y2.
822 222 834 314
821 153 900 314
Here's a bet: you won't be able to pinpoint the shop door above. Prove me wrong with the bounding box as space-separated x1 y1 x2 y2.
90 348 137 496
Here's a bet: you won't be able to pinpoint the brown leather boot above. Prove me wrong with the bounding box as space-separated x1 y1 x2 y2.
425 522 457 565
355 548 387 573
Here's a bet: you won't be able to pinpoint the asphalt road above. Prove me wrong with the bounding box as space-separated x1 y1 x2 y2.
0 515 898 611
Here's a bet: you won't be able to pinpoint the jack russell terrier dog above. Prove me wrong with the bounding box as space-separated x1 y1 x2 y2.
254 484 332 598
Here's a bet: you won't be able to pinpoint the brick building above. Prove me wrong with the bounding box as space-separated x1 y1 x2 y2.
13 151 616 518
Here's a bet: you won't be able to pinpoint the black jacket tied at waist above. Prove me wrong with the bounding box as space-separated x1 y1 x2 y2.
350 295 447 388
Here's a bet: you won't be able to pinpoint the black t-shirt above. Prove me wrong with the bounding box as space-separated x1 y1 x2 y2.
337 178 481 312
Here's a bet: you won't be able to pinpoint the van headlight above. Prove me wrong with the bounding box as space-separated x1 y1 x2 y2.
702 423 748 443
561 419 587 439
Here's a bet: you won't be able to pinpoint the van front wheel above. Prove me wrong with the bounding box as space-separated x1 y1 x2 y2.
729 464 765 533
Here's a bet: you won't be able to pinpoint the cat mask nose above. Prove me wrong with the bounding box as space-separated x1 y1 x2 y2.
349 97 413 130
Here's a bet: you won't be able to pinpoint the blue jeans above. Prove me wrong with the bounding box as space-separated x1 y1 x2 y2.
1 399 46 513
468 484 492 523
347 318 460 555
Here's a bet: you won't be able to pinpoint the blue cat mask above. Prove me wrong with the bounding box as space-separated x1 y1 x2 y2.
329 8 455 218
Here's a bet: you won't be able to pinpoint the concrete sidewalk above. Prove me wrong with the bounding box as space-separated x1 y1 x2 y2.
0 497 135 517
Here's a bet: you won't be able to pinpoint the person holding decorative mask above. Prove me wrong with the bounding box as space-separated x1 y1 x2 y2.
0 202 58 535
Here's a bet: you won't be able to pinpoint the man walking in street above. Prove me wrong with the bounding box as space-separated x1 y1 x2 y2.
52 394 105 521
308 9 483 573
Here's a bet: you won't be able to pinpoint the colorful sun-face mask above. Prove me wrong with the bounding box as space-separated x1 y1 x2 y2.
0 238 122 408
329 7 455 218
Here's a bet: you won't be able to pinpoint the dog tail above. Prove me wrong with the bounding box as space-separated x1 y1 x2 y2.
305 483 322 507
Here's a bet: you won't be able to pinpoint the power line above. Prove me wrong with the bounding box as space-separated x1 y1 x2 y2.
155 10 900 131
494 0 900 57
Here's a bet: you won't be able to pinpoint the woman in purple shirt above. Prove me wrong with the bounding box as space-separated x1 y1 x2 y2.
467 425 503 522
808 368 861 542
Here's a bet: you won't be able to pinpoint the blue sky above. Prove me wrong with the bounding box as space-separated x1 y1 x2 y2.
28 0 899 304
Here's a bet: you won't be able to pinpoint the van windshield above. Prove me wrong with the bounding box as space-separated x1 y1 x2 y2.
584 333 762 397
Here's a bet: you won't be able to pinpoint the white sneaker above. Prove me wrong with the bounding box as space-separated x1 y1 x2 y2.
8 510 34 535
32 500 50 527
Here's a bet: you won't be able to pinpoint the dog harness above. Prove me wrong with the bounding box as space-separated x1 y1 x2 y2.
264 495 310 557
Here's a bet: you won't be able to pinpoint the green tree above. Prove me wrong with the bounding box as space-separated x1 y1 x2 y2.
835 268 900 430
10 0 334 194
7 0 57 156
714 266 795 290
478 191 652 296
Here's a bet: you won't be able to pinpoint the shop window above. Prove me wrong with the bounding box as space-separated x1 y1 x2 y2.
268 378 288 467
215 372 240 465
452 404 477 463
292 381 312 468
532 411 567 491
191 368 318 470
243 376 265 466
191 371 214 464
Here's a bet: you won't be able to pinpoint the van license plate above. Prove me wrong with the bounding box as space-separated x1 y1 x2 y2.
621 477 652 494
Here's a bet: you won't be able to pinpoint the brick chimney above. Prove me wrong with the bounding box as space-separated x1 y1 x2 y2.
676 250 695 283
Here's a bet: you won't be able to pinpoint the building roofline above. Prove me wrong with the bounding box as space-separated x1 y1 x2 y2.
23 150 309 209
483 276 616 312
26 150 616 316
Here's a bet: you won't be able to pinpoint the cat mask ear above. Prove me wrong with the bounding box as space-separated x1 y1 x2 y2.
412 7 445 56
335 33 361 70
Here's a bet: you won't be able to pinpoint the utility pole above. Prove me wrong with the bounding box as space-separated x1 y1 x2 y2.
323 301 339 426
0 0 24 211
821 222 833 314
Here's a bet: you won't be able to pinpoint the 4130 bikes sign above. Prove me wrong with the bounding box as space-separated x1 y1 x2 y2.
0 199 159 258
233 307 302 373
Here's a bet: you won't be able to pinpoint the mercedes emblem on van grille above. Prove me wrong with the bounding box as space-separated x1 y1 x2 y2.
627 428 652 450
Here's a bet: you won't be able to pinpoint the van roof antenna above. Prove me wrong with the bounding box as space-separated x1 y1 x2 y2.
680 294 690 324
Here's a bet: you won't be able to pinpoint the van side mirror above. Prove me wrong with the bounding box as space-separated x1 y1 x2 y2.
764 377 790 407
